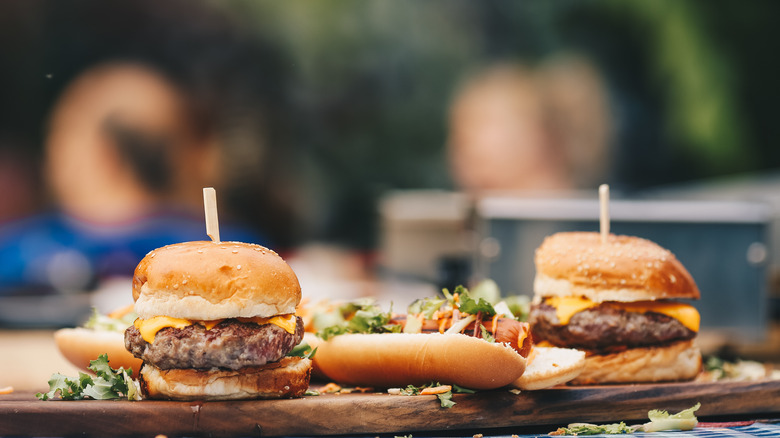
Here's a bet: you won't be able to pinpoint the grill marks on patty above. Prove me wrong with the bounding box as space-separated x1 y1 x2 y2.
125 317 304 370
529 302 696 353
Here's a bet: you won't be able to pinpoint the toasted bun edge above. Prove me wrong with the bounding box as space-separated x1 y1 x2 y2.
571 340 701 384
140 356 312 400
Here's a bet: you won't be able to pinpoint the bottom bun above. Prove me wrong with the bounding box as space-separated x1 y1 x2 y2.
313 333 527 390
54 328 144 372
140 357 312 400
571 340 701 385
512 347 585 390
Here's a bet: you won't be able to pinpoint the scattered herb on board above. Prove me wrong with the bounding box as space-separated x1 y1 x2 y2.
36 354 141 401
549 403 700 435
388 382 475 408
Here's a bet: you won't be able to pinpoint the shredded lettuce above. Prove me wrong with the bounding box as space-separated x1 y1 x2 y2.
469 279 501 304
503 294 531 322
36 354 141 401
316 300 400 340
396 382 474 408
642 402 700 432
402 314 423 334
436 390 456 408
407 297 446 319
550 422 638 435
83 307 137 333
479 324 495 342
550 403 700 435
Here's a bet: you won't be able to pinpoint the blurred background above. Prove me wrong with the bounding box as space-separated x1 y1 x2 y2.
1 0 780 360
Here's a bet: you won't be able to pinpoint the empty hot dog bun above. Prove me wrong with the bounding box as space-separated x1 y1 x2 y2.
312 333 527 390
512 346 585 390
55 327 144 372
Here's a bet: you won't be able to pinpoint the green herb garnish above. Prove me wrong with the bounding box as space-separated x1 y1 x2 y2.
316 300 400 340
407 297 446 319
396 382 475 408
287 342 317 359
36 354 140 401
479 324 495 342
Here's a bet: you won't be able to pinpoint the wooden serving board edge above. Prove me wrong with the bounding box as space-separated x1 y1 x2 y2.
1 379 779 437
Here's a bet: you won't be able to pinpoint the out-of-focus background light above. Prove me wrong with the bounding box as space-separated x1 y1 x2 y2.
0 0 778 349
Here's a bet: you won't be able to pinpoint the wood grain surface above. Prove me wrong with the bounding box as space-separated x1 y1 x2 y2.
1 379 779 437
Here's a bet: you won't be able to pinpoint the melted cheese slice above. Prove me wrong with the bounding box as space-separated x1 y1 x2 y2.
545 296 700 332
134 313 297 343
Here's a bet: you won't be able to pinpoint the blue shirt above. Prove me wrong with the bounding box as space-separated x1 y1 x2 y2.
0 209 264 295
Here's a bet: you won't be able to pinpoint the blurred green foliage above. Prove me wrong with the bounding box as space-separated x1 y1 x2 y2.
1 0 779 248
211 0 774 246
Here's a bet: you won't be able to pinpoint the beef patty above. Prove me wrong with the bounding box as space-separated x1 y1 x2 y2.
530 302 695 353
125 317 304 370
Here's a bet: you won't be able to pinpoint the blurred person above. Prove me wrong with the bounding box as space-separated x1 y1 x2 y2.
45 62 217 224
0 1 301 305
448 62 571 193
396 57 614 291
447 56 613 194
0 61 261 298
537 54 613 190
0 137 41 223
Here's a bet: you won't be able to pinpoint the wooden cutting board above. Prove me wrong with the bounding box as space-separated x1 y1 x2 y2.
2 379 780 437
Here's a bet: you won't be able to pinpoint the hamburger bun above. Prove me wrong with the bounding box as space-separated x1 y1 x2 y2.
55 327 143 372
312 333 527 390
132 241 301 320
572 340 701 385
512 346 586 390
534 232 699 303
140 357 312 401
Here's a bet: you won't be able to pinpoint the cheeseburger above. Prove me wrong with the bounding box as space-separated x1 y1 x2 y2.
124 241 311 400
529 232 701 384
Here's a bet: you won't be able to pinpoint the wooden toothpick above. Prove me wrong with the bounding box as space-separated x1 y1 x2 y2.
203 187 220 243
